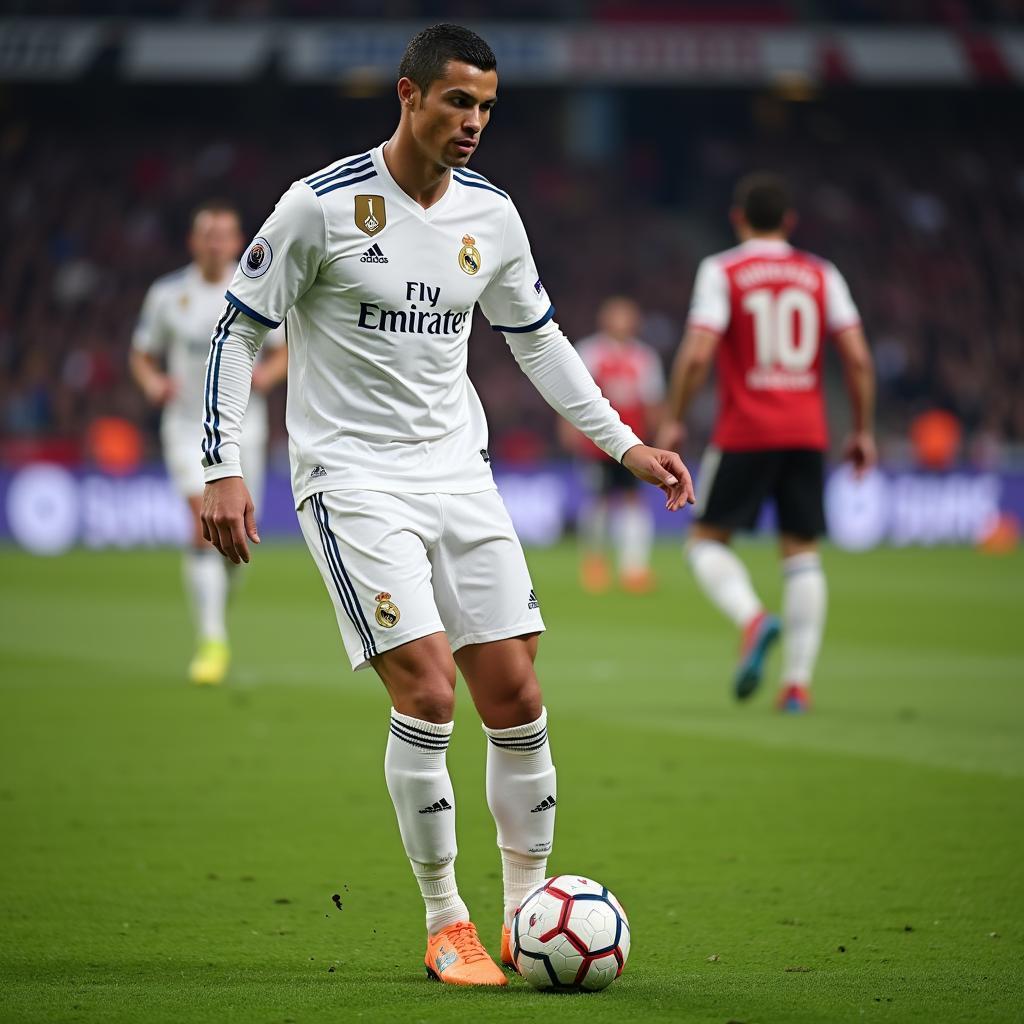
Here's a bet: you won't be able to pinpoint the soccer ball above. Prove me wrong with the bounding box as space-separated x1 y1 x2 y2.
512 875 630 992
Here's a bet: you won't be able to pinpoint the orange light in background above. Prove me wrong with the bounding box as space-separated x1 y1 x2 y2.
910 409 962 471
87 417 143 476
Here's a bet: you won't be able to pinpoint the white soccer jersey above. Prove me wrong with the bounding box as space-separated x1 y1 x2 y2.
201 142 641 506
132 263 283 439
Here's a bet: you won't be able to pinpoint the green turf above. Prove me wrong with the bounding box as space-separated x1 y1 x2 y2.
1 540 1022 1023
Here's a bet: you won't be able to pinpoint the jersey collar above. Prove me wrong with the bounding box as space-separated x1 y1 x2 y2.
738 238 792 255
372 142 456 221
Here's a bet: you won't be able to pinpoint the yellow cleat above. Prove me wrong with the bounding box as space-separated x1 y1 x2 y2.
189 639 230 686
424 921 507 987
500 923 517 972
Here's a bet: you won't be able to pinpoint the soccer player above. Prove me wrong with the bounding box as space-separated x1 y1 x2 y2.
130 200 287 685
659 173 875 713
198 25 694 986
560 297 665 593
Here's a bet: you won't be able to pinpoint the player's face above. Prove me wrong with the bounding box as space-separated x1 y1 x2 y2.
189 211 244 277
410 62 498 168
599 298 641 342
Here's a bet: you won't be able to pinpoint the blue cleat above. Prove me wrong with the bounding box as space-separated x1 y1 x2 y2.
776 684 811 713
733 612 781 701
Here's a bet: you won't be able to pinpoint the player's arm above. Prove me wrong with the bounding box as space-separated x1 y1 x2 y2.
833 324 876 476
201 183 325 563
658 326 720 451
479 205 693 510
251 329 288 394
826 263 877 477
129 284 177 405
657 256 728 452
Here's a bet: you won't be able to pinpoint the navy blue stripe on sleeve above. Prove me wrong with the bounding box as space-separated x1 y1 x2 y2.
225 290 280 329
490 305 556 334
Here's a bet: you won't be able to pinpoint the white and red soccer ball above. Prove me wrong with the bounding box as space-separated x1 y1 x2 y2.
512 875 630 992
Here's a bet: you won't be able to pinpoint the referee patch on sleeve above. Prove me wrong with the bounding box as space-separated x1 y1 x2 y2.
241 236 273 279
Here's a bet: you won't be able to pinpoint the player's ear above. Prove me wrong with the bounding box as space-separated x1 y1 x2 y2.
729 206 745 233
783 209 799 235
397 76 420 111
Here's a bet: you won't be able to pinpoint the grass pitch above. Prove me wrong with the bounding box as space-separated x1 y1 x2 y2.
1 540 1022 1023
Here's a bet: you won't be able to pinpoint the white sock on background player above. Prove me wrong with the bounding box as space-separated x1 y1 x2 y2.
483 708 556 929
384 709 469 935
686 539 763 628
581 498 609 555
781 552 827 686
183 548 228 642
616 500 654 576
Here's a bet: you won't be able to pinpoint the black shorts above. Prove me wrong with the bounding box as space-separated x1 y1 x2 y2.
585 459 641 497
695 447 826 539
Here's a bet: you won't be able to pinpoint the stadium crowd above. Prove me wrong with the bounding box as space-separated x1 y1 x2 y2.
1 88 1021 467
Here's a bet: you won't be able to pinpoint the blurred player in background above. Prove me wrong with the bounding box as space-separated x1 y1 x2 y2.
198 24 692 986
560 297 665 593
659 173 875 712
130 200 287 685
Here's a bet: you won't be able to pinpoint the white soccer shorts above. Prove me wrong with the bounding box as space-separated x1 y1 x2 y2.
298 488 545 671
163 418 267 508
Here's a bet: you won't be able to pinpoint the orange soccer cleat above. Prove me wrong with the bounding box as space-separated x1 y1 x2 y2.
500 923 517 971
424 921 507 987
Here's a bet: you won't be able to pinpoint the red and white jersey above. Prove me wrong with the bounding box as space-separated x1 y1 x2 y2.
575 333 664 459
687 238 860 451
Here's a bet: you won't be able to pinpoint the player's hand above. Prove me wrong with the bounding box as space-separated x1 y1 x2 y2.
655 420 686 453
621 444 696 511
143 374 177 406
842 430 877 479
201 476 260 564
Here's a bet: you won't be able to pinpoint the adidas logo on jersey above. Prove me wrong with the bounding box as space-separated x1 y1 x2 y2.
528 589 540 610
360 243 389 263
530 795 556 813
419 797 453 814
310 465 327 479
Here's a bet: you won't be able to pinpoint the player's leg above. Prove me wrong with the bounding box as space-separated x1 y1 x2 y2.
613 467 655 592
432 490 551 969
579 462 611 592
775 451 829 713
296 490 504 986
163 421 231 685
686 448 780 699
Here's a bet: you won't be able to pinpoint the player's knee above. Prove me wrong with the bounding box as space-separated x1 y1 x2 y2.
491 669 544 726
401 679 456 724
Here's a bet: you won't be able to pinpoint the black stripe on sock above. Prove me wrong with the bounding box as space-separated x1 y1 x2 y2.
389 724 449 752
389 721 450 748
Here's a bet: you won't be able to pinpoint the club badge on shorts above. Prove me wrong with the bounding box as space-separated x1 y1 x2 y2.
374 591 401 628
458 234 481 275
355 195 386 237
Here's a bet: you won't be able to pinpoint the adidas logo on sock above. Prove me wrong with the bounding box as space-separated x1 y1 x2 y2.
418 797 453 814
360 243 389 263
309 465 327 479
528 589 539 610
530 794 556 813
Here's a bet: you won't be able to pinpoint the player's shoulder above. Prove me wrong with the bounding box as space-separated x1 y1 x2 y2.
300 149 378 200
451 165 511 205
147 264 191 298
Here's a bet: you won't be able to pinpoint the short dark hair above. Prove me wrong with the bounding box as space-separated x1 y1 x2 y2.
734 173 791 232
190 198 241 229
399 23 497 94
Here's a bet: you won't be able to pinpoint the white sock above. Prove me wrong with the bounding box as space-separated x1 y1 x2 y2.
616 499 654 575
183 548 228 642
781 552 827 687
482 708 556 929
384 709 468 935
686 539 763 628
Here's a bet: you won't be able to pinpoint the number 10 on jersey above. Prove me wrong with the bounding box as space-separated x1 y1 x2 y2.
742 286 819 372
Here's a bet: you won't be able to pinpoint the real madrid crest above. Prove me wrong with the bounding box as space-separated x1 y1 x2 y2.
355 195 386 237
458 234 481 275
374 591 401 629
